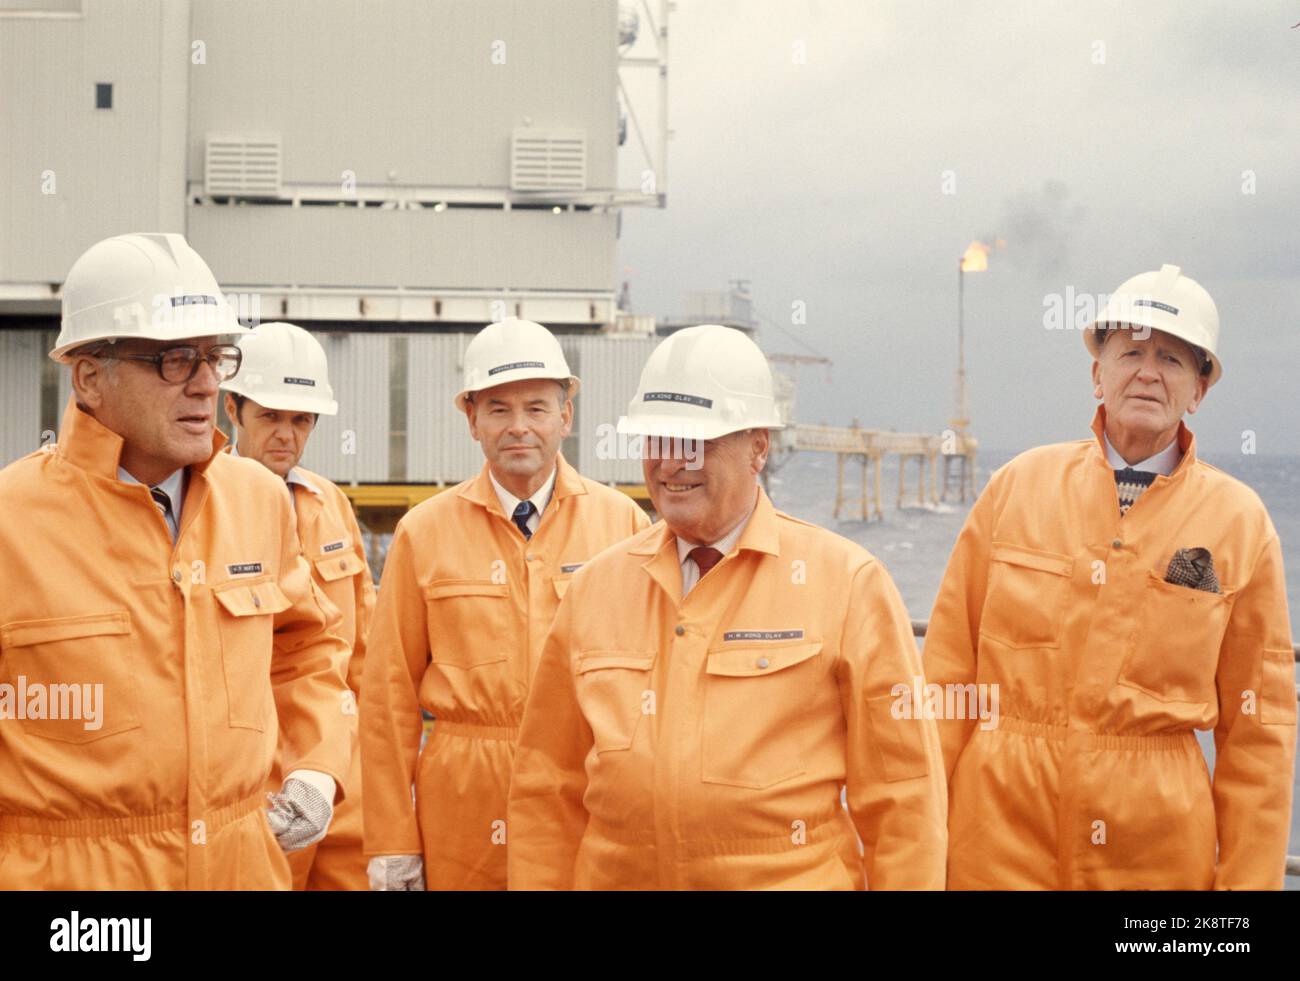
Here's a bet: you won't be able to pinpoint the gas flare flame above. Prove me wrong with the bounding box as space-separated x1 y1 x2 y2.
959 238 1005 272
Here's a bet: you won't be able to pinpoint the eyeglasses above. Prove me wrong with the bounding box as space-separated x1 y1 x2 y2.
109 345 243 383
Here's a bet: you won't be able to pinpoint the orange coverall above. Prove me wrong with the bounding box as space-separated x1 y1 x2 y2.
924 408 1297 889
0 400 352 889
280 466 375 890
508 489 948 889
360 455 649 888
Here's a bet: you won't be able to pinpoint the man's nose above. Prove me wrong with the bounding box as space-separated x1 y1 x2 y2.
186 357 221 397
1136 351 1162 381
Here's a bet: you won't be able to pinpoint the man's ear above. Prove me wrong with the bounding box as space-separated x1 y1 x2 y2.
464 400 481 442
560 398 574 438
751 428 771 473
1090 360 1103 400
71 356 109 411
1186 375 1211 415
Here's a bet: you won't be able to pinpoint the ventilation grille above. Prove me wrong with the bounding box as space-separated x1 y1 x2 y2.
204 134 282 198
510 129 587 191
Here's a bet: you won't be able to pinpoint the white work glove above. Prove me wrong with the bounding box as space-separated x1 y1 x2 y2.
368 854 426 891
266 769 335 852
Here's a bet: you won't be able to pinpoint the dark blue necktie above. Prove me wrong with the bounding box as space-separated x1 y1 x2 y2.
512 500 536 540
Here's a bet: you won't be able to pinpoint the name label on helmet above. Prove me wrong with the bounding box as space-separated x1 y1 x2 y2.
227 562 264 577
488 360 546 376
169 294 218 307
723 629 805 642
644 391 713 409
1133 299 1179 316
283 376 316 387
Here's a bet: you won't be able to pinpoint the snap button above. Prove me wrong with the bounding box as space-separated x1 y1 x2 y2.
1111 539 1122 549
526 553 534 562
756 657 770 670
172 569 182 583
340 558 349 571
675 625 685 636
253 594 262 609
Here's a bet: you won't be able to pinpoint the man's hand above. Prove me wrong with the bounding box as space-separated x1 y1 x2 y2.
266 770 335 852
368 854 425 891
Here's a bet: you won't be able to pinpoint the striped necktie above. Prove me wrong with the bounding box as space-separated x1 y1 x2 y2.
149 486 172 520
1114 468 1156 515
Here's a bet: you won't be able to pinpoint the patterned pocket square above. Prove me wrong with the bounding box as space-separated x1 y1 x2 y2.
1164 547 1220 593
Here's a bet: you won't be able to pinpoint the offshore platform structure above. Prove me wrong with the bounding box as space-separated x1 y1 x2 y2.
0 0 670 538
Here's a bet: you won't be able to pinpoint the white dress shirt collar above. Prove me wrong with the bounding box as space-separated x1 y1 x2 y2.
675 496 757 597
118 465 185 541
489 465 557 536
1102 432 1182 476
230 443 320 511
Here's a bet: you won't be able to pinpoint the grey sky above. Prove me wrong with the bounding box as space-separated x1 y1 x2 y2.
619 0 1300 455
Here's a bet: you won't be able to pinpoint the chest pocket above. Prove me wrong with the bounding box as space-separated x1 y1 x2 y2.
1117 571 1234 707
701 640 823 789
312 550 364 585
0 611 138 744
213 576 292 730
575 651 655 753
980 543 1074 650
424 580 510 668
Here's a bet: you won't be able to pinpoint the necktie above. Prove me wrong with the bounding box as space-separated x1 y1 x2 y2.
512 500 536 540
150 486 172 520
689 546 724 578
150 486 176 541
1114 467 1156 515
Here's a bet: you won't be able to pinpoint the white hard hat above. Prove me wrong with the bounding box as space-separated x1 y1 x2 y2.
455 318 580 411
51 232 250 363
1085 263 1221 386
617 324 785 441
220 322 338 415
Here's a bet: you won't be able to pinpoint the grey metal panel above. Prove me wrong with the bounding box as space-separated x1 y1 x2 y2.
561 334 658 484
186 206 617 292
0 0 190 282
0 331 45 466
187 0 617 191
407 333 482 484
297 332 390 483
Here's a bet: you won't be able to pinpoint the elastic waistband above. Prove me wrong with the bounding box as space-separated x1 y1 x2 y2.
588 810 852 859
0 792 264 839
992 714 1198 752
432 719 520 741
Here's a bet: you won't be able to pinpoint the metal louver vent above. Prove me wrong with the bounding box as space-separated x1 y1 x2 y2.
204 134 282 197
510 129 587 191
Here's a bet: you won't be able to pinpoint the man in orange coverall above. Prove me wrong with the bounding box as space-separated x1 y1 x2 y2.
361 317 649 890
507 324 948 889
925 264 1296 889
0 233 353 889
222 321 376 890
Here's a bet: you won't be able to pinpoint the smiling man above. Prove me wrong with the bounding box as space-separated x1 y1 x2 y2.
925 264 1296 889
0 233 352 889
360 318 649 890
221 321 376 890
507 324 947 890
